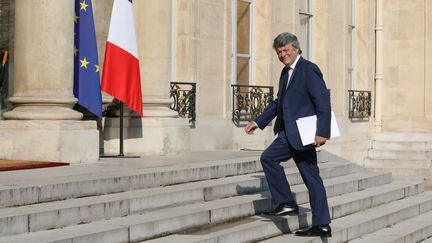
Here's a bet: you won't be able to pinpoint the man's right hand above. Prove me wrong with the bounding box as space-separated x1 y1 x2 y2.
244 121 258 135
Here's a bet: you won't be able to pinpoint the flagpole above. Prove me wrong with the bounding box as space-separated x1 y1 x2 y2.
99 100 139 158
100 0 142 159
119 101 124 157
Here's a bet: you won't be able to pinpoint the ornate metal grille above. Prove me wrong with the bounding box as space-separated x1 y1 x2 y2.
232 84 274 126
348 90 372 120
170 82 196 123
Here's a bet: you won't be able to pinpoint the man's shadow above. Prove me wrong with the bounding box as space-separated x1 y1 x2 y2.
235 175 310 235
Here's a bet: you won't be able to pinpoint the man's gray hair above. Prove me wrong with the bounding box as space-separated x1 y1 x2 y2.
273 32 301 52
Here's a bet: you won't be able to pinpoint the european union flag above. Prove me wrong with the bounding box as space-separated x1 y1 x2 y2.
74 0 102 117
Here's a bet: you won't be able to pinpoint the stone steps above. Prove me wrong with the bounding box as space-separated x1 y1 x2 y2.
349 210 432 243
136 174 409 242
371 140 432 151
0 150 430 243
0 156 264 208
421 236 432 243
257 191 432 243
0 161 353 237
0 178 418 243
146 180 424 243
372 132 432 142
368 168 432 190
365 132 432 191
0 161 392 242
368 149 432 159
364 158 432 169
370 167 432 177
370 132 432 152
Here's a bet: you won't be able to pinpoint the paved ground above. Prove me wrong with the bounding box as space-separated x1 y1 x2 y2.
0 150 263 185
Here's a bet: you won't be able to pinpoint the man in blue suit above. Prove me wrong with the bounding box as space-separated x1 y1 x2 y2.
244 32 331 237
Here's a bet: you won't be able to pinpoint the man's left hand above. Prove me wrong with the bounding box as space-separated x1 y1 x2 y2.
314 136 327 147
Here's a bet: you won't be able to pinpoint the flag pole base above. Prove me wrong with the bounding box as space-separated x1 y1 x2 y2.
99 154 140 158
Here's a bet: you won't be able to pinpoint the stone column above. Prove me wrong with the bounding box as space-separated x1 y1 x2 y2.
374 0 383 132
0 0 99 163
103 0 190 155
136 0 178 118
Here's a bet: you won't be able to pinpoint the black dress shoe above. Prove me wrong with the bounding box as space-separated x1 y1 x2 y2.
295 225 332 237
262 204 299 216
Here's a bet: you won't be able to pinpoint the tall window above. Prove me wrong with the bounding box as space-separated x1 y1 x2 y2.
298 0 312 59
232 0 253 86
347 0 356 89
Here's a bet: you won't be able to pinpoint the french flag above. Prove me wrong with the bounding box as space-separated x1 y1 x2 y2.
101 0 143 116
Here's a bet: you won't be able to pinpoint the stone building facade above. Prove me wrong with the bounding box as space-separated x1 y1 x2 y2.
0 0 430 164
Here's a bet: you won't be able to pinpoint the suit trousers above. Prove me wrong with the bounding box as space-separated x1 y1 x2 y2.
260 131 331 226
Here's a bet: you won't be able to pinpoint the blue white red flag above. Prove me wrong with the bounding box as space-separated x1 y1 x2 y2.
73 0 102 117
101 0 143 116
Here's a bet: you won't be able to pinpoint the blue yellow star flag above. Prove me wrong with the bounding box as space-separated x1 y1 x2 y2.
74 0 102 117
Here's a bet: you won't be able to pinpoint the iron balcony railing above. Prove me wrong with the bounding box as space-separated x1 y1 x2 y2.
348 89 372 120
170 82 196 123
231 84 274 126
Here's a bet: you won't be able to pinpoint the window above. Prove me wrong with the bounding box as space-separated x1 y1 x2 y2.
232 0 253 86
298 0 312 59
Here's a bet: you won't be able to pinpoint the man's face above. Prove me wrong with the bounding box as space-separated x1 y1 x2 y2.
275 43 299 66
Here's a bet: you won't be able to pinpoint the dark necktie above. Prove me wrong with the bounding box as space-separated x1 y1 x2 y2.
273 66 291 135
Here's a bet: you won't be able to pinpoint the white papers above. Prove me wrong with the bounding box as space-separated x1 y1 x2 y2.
296 111 340 146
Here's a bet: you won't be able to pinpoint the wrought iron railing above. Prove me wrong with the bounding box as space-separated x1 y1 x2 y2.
348 90 372 120
170 82 196 123
232 84 274 126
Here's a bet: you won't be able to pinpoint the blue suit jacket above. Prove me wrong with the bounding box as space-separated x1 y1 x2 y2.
254 56 331 150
